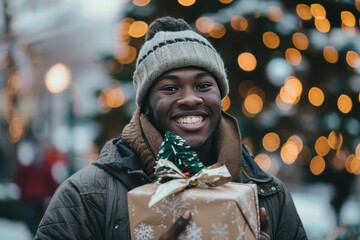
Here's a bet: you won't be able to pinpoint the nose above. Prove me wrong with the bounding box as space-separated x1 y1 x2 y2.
176 88 203 107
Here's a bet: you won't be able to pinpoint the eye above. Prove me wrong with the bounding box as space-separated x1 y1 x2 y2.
197 82 212 90
161 85 178 92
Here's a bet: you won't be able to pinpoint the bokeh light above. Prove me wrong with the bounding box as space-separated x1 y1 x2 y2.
296 4 312 20
337 94 352 114
292 32 309 50
280 141 298 164
308 87 325 106
133 0 151 6
243 93 263 115
196 17 214 33
262 31 280 49
221 95 231 111
285 48 302 66
128 21 148 38
208 23 226 38
310 156 326 175
230 16 248 31
238 52 257 71
315 136 330 157
262 132 281 152
254 153 272 172
323 46 338 63
45 63 71 94
178 0 196 6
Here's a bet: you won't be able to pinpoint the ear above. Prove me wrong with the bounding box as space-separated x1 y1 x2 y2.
142 104 151 116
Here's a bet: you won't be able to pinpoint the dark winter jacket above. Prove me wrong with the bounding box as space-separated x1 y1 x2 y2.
35 138 308 240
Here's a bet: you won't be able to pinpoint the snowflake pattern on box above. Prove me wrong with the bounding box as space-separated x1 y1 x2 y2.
231 183 259 237
128 182 260 240
211 222 229 240
134 223 154 240
178 220 202 240
152 193 198 224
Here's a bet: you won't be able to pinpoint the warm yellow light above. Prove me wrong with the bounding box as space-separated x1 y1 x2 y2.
116 45 137 64
345 154 360 174
310 156 325 175
315 136 330 156
221 95 231 111
323 46 338 63
284 76 303 98
279 86 300 105
346 51 360 68
262 132 280 152
128 21 148 38
288 135 303 153
292 32 309 50
314 18 331 33
267 6 283 22
116 18 134 42
296 4 312 20
230 16 248 31
280 142 298 164
310 3 326 19
133 0 150 6
45 63 71 94
238 52 257 71
178 0 196 6
308 87 325 106
244 94 263 115
262 31 280 49
254 153 272 172
196 17 214 33
328 131 341 150
285 48 302 66
208 23 226 39
219 0 233 4
341 11 356 27
99 86 126 109
337 94 352 114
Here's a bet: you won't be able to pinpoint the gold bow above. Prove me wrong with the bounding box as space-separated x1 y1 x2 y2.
149 159 232 207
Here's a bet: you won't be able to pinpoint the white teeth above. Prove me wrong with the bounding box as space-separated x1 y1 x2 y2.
176 116 204 124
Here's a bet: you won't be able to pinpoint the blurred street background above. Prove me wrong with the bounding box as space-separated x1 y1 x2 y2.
0 0 360 239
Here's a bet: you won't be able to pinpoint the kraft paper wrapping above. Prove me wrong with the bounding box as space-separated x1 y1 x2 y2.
128 182 260 240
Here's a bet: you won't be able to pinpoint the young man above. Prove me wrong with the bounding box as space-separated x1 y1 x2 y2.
35 17 307 239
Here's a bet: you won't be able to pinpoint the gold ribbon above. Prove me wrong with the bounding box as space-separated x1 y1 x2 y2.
148 159 232 207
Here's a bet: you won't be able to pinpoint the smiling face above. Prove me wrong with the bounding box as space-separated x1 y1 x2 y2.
147 67 222 153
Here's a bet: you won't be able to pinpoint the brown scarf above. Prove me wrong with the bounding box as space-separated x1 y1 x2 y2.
122 108 242 181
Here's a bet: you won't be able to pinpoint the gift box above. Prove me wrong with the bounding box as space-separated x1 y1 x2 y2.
128 182 260 240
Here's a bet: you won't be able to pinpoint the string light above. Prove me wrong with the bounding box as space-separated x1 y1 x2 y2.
105 1 360 177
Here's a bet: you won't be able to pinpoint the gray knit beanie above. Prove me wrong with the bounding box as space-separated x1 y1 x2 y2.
133 17 229 107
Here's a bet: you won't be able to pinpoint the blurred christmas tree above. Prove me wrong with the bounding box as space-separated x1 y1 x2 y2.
95 0 360 183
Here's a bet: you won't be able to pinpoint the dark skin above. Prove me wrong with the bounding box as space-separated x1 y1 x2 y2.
147 67 270 239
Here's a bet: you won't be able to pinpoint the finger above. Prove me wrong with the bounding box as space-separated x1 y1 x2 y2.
159 210 191 240
259 207 270 240
260 207 269 232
